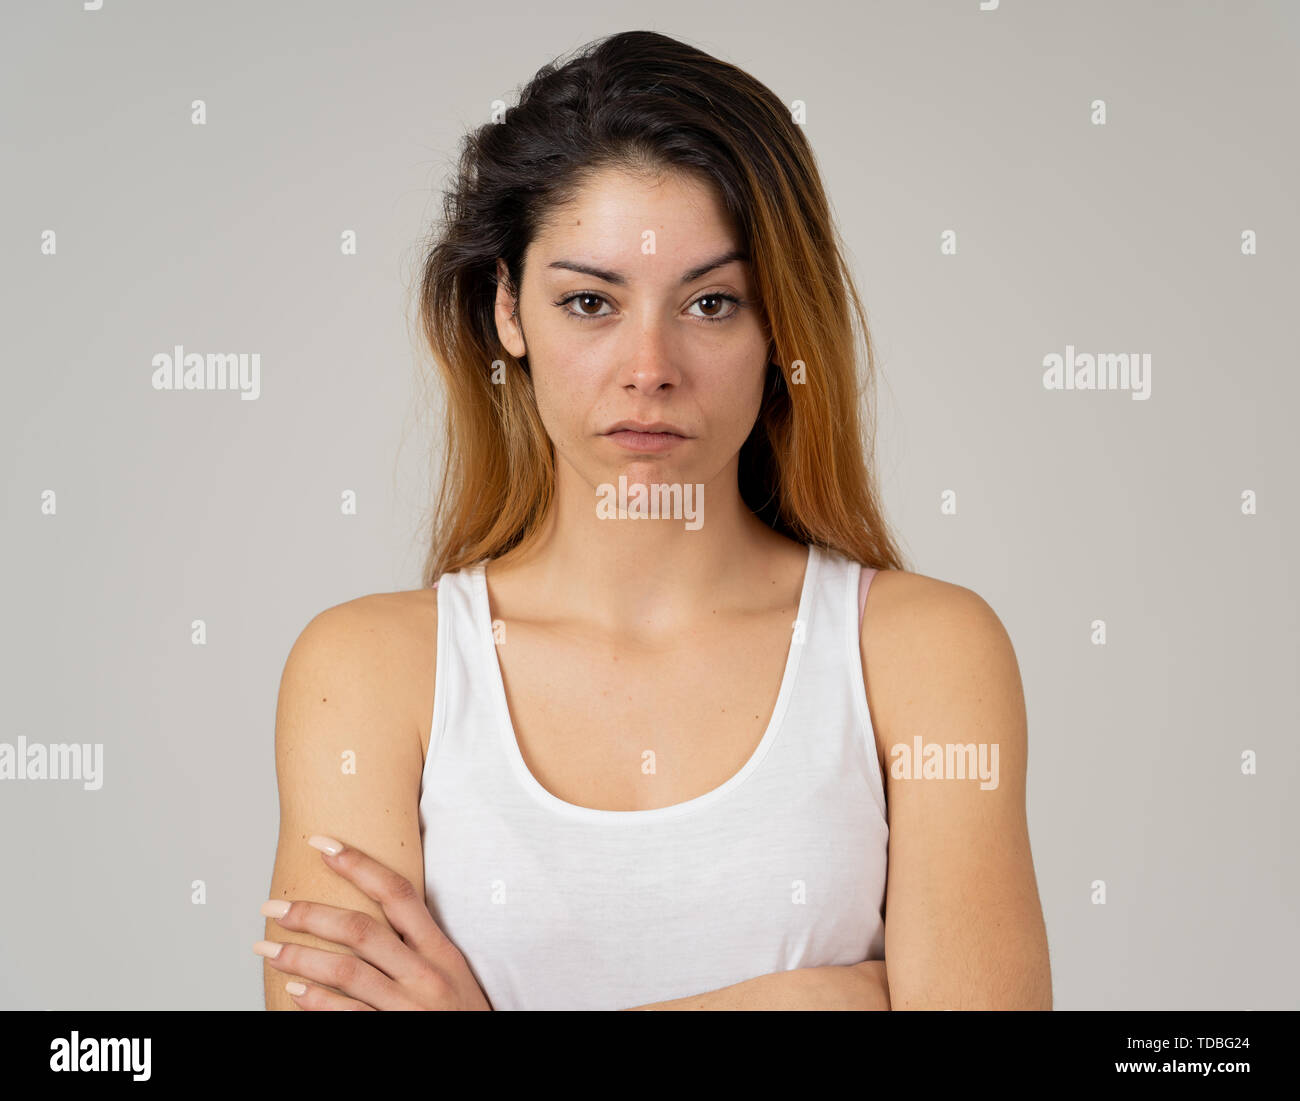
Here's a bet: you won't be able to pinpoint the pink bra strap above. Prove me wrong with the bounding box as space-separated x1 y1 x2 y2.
858 565 876 632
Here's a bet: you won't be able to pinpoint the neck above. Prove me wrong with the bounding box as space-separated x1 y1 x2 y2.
487 455 797 639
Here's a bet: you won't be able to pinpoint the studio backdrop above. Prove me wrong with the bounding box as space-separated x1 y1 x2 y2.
1 0 1296 1010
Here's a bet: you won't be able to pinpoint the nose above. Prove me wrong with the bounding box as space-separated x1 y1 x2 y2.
620 321 683 394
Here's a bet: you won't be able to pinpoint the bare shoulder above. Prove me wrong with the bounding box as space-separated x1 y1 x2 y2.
292 587 438 659
862 568 1009 639
859 569 1022 770
284 588 439 754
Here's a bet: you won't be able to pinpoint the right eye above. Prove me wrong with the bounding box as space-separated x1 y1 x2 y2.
554 292 613 321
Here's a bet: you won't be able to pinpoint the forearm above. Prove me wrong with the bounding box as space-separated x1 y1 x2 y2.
624 960 890 1011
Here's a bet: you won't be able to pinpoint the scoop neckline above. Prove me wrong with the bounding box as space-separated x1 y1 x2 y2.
472 543 820 824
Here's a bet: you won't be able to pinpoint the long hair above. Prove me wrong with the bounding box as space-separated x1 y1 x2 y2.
415 30 910 586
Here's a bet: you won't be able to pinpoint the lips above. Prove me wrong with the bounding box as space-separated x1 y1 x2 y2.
601 426 691 453
602 420 691 437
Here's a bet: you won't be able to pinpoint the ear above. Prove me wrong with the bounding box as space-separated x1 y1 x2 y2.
494 258 527 359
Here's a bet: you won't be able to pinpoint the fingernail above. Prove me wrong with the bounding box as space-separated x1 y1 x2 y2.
308 834 342 855
261 900 291 919
253 940 283 959
285 981 307 996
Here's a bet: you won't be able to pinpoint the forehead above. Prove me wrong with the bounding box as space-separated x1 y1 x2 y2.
532 166 740 258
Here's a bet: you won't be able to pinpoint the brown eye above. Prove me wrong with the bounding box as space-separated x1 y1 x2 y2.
556 292 613 320
687 293 743 323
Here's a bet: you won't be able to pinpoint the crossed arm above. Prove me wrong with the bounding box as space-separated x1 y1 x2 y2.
625 960 890 1010
264 578 1049 1011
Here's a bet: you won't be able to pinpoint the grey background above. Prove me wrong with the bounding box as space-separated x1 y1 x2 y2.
2 0 1296 1010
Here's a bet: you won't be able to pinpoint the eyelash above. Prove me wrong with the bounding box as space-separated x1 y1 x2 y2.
552 291 745 324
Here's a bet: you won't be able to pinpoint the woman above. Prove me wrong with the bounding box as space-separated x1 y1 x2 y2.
256 29 1051 1011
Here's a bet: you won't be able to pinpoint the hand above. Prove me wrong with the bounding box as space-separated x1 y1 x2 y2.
254 835 491 1011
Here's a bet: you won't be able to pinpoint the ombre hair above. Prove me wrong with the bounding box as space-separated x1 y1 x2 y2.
414 29 910 586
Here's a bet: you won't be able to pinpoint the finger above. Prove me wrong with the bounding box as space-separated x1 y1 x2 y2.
254 940 420 1011
283 979 375 1012
266 899 423 985
309 835 452 960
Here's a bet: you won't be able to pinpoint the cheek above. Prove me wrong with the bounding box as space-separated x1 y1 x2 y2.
714 361 770 451
714 357 768 424
532 378 568 441
531 358 598 442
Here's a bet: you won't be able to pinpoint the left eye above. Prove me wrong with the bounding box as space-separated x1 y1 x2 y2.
688 294 742 321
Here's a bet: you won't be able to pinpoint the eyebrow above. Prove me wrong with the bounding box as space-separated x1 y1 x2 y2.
545 247 749 287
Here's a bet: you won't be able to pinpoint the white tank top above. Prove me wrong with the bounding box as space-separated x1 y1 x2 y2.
417 542 888 1010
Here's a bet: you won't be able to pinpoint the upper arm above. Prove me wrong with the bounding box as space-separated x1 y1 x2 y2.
261 591 437 1010
862 573 1052 1010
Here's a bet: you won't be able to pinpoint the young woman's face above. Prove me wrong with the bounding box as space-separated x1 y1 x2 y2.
495 167 770 497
